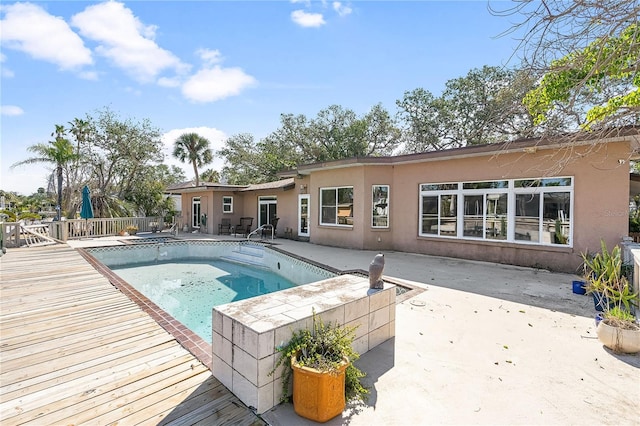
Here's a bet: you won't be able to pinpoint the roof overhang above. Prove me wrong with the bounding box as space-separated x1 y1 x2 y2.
293 128 640 174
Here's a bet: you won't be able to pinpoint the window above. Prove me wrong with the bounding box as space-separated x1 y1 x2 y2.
462 193 508 240
320 187 353 226
419 177 573 246
420 183 458 236
372 185 389 228
192 197 201 228
515 178 572 245
222 196 233 213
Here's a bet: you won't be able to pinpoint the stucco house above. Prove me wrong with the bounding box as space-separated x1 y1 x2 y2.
167 128 639 273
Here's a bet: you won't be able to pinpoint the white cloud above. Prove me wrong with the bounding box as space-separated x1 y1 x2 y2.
162 127 228 177
333 2 352 17
1 53 14 78
0 2 92 70
1 105 24 116
182 66 256 103
158 77 182 88
71 1 186 83
197 48 223 66
291 10 326 28
1 67 14 78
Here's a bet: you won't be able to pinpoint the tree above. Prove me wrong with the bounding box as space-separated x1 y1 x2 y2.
82 107 163 217
124 164 185 217
362 103 403 156
441 66 539 145
10 125 79 220
396 88 448 152
492 0 640 131
219 133 266 185
200 168 221 183
524 23 639 128
396 67 541 153
172 132 213 187
219 104 402 184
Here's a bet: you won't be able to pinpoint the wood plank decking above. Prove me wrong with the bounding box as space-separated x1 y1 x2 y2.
0 245 265 425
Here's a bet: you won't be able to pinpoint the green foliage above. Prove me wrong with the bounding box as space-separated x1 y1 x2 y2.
200 168 220 183
397 66 540 153
630 196 640 232
554 219 568 244
0 210 17 221
18 212 41 221
269 310 369 404
220 104 401 184
525 23 639 127
582 240 638 317
630 213 640 233
125 164 183 217
173 132 213 187
11 126 80 220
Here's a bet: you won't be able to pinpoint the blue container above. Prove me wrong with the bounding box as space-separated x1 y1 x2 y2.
592 292 612 312
572 280 586 295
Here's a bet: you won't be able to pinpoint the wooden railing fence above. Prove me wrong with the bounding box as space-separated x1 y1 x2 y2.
1 217 165 248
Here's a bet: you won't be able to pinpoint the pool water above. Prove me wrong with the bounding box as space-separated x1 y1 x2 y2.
111 259 297 341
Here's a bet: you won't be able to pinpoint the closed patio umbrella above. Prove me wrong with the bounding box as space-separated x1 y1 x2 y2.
80 185 94 237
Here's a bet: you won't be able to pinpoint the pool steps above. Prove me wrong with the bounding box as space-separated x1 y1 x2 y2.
219 242 269 269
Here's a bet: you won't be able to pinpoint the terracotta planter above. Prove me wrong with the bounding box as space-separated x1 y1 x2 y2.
596 320 640 354
291 356 348 423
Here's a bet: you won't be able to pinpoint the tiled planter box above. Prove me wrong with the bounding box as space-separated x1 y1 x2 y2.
212 274 396 414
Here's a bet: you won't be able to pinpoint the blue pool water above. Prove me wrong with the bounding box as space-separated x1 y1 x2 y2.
87 241 338 342
111 259 297 341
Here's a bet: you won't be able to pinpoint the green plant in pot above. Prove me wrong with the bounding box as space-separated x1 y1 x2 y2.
269 310 368 422
581 240 640 353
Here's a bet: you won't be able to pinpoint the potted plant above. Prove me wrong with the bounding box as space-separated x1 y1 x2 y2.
270 310 368 422
582 241 640 353
125 225 138 235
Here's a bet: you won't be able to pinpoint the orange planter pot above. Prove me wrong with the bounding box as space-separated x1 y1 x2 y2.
291 357 348 423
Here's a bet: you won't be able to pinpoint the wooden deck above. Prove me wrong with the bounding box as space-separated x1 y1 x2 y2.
0 245 265 425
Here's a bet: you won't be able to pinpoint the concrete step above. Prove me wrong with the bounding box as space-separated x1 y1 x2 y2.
220 243 267 268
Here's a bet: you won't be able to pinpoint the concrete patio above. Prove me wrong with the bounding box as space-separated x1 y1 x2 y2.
65 234 640 425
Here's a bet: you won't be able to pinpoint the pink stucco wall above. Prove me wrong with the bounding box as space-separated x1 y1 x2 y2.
177 140 632 273
307 141 631 273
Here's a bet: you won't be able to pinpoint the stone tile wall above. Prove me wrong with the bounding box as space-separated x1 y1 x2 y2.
212 274 396 414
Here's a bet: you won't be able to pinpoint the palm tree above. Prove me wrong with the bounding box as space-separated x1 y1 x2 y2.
10 126 79 220
172 133 213 187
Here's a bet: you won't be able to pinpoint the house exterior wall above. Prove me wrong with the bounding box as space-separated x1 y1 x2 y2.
173 139 632 273
308 167 366 249
242 187 300 237
306 140 631 273
178 190 240 234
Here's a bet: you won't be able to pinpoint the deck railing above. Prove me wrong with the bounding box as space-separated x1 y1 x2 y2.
1 217 165 248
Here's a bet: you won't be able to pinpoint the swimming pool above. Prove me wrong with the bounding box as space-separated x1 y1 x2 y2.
86 241 337 340
110 259 297 341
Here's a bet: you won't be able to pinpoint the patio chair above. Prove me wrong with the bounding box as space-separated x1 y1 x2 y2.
218 218 232 235
261 217 279 239
234 217 253 237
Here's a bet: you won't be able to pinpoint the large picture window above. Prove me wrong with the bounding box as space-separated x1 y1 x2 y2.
419 177 573 246
321 186 353 226
372 185 389 228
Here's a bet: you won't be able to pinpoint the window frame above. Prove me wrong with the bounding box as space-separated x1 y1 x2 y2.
320 186 354 227
418 177 573 247
222 196 233 213
372 185 390 228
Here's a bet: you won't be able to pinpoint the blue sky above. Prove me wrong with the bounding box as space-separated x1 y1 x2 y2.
1 0 522 195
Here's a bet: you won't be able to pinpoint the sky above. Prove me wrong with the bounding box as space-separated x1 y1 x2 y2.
0 0 524 196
